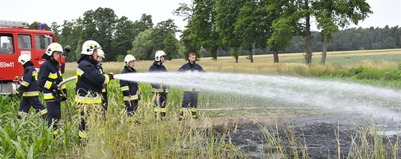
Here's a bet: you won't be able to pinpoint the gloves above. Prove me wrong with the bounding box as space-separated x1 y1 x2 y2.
14 87 22 97
60 95 67 101
57 89 68 101
52 89 61 102
108 73 114 80
15 76 22 85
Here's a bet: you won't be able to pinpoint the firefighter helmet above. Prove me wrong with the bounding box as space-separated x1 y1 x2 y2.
154 50 166 61
81 40 101 55
45 43 63 56
18 54 31 65
97 49 105 58
124 54 136 64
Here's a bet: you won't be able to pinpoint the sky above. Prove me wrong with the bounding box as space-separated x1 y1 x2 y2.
0 0 400 32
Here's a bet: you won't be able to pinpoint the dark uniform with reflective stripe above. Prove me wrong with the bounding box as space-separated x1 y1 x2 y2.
149 61 168 117
38 57 66 128
98 63 108 111
18 61 47 117
75 56 112 135
120 66 139 116
178 61 204 119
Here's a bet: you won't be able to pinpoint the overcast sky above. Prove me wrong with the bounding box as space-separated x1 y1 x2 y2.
0 0 400 31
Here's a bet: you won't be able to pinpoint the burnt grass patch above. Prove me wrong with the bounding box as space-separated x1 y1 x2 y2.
211 114 401 159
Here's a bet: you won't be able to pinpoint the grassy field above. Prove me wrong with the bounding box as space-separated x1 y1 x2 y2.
63 48 401 75
1 48 401 158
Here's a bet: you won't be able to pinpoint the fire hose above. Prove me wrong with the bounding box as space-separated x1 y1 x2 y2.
57 76 76 120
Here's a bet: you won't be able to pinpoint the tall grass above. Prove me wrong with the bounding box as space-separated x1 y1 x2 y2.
1 79 244 158
63 89 243 158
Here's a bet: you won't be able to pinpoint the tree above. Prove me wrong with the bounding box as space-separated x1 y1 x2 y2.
173 2 199 56
180 22 199 54
94 7 118 60
129 29 154 60
235 0 269 63
81 10 97 43
268 18 293 63
81 7 117 60
191 0 220 60
173 2 194 21
163 33 180 60
314 0 372 65
50 22 60 39
132 14 154 39
316 10 338 65
113 16 135 60
277 0 372 65
265 0 297 63
215 0 245 63
150 19 180 59
59 19 83 61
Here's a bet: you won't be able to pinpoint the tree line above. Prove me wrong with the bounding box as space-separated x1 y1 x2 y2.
29 1 400 64
31 8 180 62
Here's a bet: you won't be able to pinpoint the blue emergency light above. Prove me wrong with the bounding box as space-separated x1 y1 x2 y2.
39 23 45 30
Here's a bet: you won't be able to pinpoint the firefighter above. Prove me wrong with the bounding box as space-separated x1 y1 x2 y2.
96 49 108 114
149 50 168 117
75 40 114 139
178 53 205 120
16 54 47 118
38 43 67 134
120 54 140 116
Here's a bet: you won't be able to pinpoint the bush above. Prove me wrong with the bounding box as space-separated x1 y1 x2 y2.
354 68 385 80
116 55 125 62
384 70 401 80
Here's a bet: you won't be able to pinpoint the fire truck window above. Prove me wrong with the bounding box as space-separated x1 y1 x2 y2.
0 35 14 54
35 35 50 50
18 35 31 50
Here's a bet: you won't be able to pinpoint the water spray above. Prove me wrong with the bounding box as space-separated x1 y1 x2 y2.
114 72 401 121
58 72 401 122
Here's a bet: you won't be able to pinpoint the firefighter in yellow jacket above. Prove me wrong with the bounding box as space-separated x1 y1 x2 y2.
75 40 114 139
149 50 168 118
17 54 47 118
38 43 67 134
96 49 108 115
120 54 140 116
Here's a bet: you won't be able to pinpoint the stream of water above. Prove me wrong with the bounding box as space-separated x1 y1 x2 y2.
114 72 401 121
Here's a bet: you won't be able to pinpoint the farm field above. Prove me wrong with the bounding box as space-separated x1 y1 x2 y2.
1 49 401 158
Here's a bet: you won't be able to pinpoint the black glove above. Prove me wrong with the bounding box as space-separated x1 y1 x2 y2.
60 95 67 101
57 89 67 101
108 73 114 80
52 89 61 102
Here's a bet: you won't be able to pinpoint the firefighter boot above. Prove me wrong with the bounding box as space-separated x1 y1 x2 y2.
191 108 198 119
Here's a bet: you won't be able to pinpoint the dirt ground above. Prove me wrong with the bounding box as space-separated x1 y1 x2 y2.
208 112 401 159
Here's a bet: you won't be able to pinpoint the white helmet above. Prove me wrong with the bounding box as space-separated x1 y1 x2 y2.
154 50 166 61
97 49 105 58
124 54 136 64
45 43 63 56
81 40 101 55
18 54 31 65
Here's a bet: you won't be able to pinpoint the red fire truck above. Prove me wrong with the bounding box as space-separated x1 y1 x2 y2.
0 20 68 95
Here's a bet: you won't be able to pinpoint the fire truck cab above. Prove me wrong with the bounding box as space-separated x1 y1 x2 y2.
0 20 68 95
